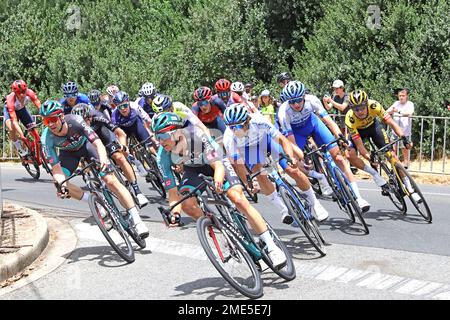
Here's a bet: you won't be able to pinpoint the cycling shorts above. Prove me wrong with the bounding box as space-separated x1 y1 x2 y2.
59 141 99 177
291 113 337 151
3 106 35 128
349 119 389 150
121 118 150 145
178 158 241 195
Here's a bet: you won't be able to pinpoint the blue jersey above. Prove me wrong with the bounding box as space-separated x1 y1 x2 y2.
111 102 151 128
59 93 94 115
137 97 155 118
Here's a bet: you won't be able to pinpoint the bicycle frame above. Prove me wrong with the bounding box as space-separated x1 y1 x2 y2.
158 175 263 261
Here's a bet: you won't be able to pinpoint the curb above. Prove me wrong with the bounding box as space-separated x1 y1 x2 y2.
0 204 49 283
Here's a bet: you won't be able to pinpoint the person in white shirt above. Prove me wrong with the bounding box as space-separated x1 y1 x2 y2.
387 88 414 168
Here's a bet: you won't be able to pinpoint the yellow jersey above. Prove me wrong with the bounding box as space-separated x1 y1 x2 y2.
345 99 391 138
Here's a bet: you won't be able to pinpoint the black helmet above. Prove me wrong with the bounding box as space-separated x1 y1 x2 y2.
277 72 292 83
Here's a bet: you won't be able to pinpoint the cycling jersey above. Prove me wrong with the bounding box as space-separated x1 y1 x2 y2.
94 100 113 121
41 114 99 167
137 97 156 118
157 125 222 190
191 97 226 124
278 94 329 136
5 89 40 124
88 110 121 156
345 100 391 140
172 101 201 126
111 102 151 128
60 93 93 115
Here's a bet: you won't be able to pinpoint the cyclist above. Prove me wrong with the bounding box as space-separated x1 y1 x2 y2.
230 82 259 113
214 78 233 105
191 86 227 135
71 104 149 207
88 89 113 120
344 90 420 202
276 72 292 89
153 112 288 268
223 103 330 223
59 81 93 115
39 100 149 238
106 85 120 109
151 93 212 138
137 82 157 118
4 80 41 157
278 81 370 212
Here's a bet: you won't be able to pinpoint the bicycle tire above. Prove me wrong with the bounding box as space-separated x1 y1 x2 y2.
334 169 369 234
196 216 263 299
89 193 135 263
126 222 147 249
380 162 407 213
259 222 296 281
279 184 327 256
22 153 40 180
324 164 354 220
395 164 432 223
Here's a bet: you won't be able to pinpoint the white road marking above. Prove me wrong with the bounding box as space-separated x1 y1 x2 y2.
359 188 450 197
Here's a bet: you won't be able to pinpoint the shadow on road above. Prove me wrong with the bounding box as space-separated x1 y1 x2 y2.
364 209 429 224
318 217 370 236
15 177 54 184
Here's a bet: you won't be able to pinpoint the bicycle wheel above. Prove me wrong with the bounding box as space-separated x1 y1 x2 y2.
196 216 263 299
279 184 327 256
395 164 432 223
334 169 369 234
380 162 407 213
89 193 135 263
21 149 40 180
259 222 296 281
125 220 147 249
324 164 354 220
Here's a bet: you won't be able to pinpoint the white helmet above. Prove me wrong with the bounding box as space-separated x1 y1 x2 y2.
141 82 156 97
231 81 245 93
106 85 119 97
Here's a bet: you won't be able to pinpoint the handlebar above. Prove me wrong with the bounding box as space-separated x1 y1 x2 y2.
305 135 347 158
370 137 404 157
54 158 99 192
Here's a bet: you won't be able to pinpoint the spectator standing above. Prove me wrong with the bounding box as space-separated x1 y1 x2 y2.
258 90 277 124
322 79 350 134
387 88 415 168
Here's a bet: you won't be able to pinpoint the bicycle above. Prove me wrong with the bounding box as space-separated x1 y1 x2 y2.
304 137 369 234
18 122 52 180
248 153 327 255
128 136 166 199
158 174 295 299
370 137 432 222
56 159 146 263
239 164 258 203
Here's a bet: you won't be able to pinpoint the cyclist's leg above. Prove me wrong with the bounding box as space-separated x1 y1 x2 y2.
4 106 28 155
58 150 87 200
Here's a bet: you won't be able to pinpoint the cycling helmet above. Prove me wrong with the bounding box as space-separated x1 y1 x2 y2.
223 103 249 125
88 89 101 104
113 91 129 105
193 86 212 101
141 82 156 98
215 78 231 92
71 103 92 119
39 100 64 118
106 85 119 97
276 72 292 83
138 89 144 97
281 80 306 100
62 81 78 96
151 112 184 134
152 94 173 113
348 90 368 107
230 82 245 93
11 80 28 94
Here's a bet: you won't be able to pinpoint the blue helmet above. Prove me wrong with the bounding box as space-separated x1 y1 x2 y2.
223 103 249 125
113 91 129 105
62 81 78 97
88 89 101 104
152 94 173 113
281 80 306 101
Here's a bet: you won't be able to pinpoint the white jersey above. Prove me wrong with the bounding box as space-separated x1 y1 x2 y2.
130 101 151 124
223 113 281 159
278 94 329 134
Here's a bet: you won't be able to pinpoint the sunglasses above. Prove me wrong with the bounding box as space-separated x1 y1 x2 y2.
353 105 367 112
218 92 229 98
155 131 175 141
288 97 304 105
229 123 246 131
43 116 60 126
118 103 129 110
198 100 210 107
64 94 77 99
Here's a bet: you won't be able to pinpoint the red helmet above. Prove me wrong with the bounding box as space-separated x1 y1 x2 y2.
193 86 212 101
11 80 28 94
215 79 231 92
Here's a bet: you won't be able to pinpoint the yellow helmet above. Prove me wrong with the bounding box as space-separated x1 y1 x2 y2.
348 90 368 107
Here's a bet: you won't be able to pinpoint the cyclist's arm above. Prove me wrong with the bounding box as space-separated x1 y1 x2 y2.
352 136 371 161
113 127 127 147
321 114 342 137
210 160 225 185
274 132 296 161
158 148 182 213
384 116 405 138
27 89 41 109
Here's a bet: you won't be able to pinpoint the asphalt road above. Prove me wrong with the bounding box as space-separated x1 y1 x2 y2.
1 163 450 300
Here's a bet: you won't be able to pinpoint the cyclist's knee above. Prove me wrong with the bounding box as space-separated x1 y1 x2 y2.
181 201 203 219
